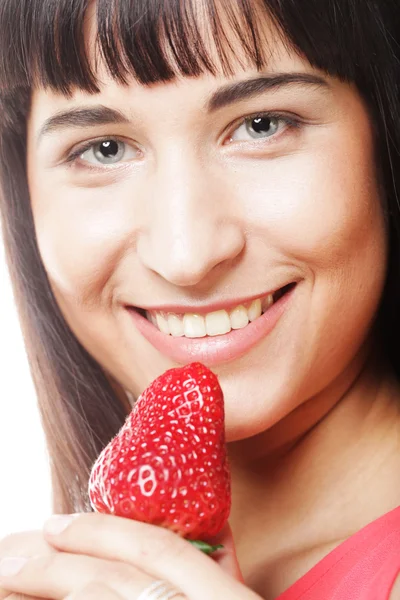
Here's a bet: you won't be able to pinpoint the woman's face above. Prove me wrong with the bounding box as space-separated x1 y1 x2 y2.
26 18 388 446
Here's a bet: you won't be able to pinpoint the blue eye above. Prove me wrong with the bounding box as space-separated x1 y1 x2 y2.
82 139 139 165
229 113 300 144
66 138 139 167
89 140 124 164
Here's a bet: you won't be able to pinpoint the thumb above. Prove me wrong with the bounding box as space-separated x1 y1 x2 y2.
205 522 244 582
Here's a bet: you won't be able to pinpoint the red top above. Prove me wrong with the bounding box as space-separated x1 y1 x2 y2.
276 505 400 600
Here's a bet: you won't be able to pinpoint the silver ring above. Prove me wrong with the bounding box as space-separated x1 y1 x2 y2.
137 579 186 600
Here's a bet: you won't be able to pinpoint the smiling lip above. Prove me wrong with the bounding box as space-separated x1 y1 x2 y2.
127 288 280 316
125 284 296 366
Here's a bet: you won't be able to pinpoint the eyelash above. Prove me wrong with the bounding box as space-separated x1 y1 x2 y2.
64 111 303 171
65 136 126 169
227 111 302 143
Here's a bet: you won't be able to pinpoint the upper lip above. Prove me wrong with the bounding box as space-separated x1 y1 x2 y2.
125 281 297 315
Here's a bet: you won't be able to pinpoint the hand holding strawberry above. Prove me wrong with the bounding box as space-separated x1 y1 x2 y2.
0 512 258 600
88 362 231 554
0 364 256 600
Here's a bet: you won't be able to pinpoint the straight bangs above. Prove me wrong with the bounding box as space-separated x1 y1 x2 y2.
0 0 397 98
0 0 270 95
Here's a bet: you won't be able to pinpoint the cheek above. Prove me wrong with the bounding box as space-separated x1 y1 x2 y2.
30 181 133 301
235 130 386 277
232 131 387 388
28 177 151 389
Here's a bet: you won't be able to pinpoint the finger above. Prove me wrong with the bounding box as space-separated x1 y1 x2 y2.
0 531 57 600
42 513 254 600
4 595 47 600
65 581 124 600
0 552 185 600
7 595 48 600
205 522 245 582
0 592 35 600
0 585 46 600
0 531 57 558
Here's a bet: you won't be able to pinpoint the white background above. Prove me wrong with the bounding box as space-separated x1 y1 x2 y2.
0 231 52 538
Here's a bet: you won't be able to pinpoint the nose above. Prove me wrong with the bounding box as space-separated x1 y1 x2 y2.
137 152 245 288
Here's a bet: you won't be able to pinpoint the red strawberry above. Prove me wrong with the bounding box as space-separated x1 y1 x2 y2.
88 362 231 552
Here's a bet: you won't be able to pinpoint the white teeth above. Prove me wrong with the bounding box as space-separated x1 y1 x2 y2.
148 289 285 338
168 314 184 337
205 310 231 337
183 314 207 338
230 305 249 329
248 298 262 322
156 313 170 335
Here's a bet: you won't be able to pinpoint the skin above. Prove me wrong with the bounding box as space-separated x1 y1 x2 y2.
2 5 400 600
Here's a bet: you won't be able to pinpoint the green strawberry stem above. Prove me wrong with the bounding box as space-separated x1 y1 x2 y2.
188 540 224 554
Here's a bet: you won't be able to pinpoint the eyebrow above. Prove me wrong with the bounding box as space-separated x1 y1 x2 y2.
205 72 330 111
37 72 330 145
37 105 130 145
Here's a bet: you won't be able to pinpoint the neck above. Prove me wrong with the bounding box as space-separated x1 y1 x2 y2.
227 343 400 576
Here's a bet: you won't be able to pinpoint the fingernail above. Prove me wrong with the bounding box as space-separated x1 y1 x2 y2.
0 557 28 576
44 514 77 535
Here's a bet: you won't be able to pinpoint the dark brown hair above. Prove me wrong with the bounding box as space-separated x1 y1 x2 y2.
0 0 399 514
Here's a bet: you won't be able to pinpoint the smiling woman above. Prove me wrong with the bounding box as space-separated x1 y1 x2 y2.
1 0 400 599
